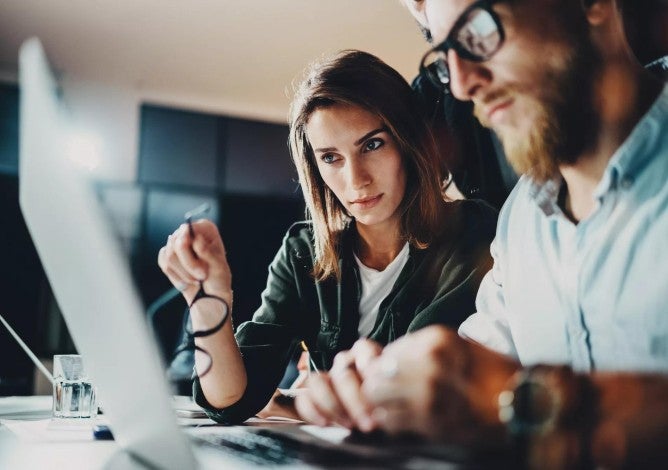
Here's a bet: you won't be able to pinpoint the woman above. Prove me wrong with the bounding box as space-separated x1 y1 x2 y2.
157 50 497 424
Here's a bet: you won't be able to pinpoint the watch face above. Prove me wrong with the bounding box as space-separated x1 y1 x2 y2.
499 374 559 436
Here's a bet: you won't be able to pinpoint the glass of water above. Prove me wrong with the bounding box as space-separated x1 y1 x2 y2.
52 354 96 419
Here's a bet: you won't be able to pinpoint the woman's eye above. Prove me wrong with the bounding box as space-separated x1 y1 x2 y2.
321 153 338 164
363 138 384 152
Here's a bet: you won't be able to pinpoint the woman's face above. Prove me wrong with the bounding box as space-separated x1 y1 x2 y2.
306 103 407 231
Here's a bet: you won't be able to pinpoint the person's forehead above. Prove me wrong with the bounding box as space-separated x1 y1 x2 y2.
401 0 429 29
424 0 479 43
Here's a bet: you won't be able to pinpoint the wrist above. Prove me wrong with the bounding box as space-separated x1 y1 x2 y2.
189 289 233 336
498 365 599 469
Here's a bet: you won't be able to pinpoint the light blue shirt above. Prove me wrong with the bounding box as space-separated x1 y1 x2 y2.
459 85 668 373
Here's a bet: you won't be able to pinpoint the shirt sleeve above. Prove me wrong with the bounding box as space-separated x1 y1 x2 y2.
193 228 308 424
458 233 519 360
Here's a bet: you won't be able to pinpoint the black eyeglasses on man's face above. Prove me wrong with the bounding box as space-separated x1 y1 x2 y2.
420 0 506 93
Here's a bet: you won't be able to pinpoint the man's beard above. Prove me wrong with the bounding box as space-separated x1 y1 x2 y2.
475 41 600 183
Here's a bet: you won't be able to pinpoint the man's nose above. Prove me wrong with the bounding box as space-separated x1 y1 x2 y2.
447 49 491 100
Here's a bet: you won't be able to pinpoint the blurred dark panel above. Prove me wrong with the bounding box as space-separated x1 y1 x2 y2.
223 119 300 198
138 105 224 189
219 193 305 325
623 0 668 65
0 174 45 395
0 83 19 175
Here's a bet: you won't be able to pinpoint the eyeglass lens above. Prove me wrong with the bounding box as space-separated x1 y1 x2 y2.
422 4 502 88
456 8 500 57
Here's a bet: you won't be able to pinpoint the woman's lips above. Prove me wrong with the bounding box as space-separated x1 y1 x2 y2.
351 194 382 210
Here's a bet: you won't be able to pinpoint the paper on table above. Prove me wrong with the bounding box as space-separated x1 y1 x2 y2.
246 415 305 425
299 424 351 444
172 395 203 412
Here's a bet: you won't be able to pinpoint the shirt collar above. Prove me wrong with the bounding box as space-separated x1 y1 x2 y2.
528 176 563 217
593 83 668 198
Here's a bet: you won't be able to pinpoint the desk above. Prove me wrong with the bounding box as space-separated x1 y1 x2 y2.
0 396 341 470
0 396 119 470
0 395 227 469
1 396 515 469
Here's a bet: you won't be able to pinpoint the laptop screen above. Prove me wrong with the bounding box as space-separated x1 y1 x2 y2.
18 38 197 470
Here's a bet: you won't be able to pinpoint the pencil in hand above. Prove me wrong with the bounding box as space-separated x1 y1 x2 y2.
299 340 321 375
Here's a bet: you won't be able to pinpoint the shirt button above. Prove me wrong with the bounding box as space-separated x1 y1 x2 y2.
620 177 633 189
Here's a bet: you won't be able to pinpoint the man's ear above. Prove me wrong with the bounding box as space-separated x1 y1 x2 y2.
581 0 614 26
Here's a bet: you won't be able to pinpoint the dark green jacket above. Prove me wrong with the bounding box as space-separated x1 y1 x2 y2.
194 199 497 423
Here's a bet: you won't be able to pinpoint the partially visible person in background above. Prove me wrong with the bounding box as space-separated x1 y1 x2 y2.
405 0 518 210
622 0 668 73
405 0 668 213
624 0 668 79
158 49 497 424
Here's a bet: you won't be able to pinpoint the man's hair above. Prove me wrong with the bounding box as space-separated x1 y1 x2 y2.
289 50 446 281
418 23 433 42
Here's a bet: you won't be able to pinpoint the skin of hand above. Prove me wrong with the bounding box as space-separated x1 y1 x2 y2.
295 339 383 430
359 325 520 447
157 219 233 307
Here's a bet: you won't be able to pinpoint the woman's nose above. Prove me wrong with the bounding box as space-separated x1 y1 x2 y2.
347 159 371 189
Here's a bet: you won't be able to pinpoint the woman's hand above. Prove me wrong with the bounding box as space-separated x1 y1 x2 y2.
157 219 233 306
295 339 382 430
158 219 245 409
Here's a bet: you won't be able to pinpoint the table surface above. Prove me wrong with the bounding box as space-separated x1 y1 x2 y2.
0 395 513 469
0 396 118 469
0 395 339 470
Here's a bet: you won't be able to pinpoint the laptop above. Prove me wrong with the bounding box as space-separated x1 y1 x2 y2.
18 38 482 470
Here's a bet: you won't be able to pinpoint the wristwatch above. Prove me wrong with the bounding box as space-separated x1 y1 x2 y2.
497 366 563 436
498 366 599 468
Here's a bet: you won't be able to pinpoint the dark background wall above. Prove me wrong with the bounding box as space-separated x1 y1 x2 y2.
622 0 668 65
0 85 304 395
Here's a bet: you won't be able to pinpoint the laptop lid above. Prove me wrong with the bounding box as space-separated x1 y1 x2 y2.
18 38 197 470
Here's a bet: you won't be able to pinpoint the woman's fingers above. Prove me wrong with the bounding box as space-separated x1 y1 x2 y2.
158 236 198 286
157 220 233 302
172 224 208 280
294 386 329 426
295 374 353 428
161 265 193 293
349 339 383 377
330 351 375 431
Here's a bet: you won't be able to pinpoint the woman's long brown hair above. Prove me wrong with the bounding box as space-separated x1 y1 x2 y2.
289 50 446 281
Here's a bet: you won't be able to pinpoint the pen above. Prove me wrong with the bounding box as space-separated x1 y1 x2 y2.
184 203 211 237
299 341 321 375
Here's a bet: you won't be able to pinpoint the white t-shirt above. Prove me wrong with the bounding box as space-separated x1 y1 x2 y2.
354 242 410 337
